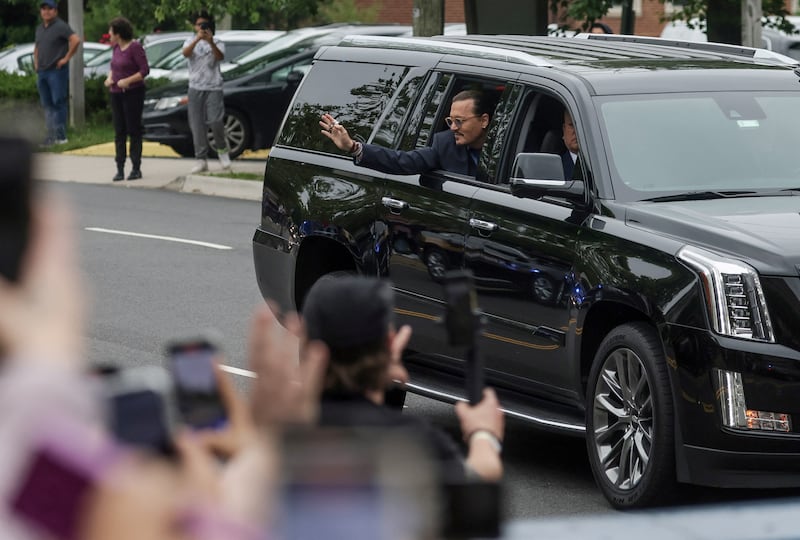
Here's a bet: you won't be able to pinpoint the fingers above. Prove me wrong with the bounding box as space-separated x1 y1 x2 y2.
297 340 329 423
390 324 412 363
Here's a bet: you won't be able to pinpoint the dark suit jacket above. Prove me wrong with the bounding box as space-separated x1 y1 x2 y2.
358 130 473 175
561 151 574 180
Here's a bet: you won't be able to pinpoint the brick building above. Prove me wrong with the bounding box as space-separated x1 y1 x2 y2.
358 0 797 37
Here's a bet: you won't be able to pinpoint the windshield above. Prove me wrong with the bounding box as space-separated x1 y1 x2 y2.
598 91 800 200
86 47 112 67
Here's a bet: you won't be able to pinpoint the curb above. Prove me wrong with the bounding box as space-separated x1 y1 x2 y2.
166 174 262 201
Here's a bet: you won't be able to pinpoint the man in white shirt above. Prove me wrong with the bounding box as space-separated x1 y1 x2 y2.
182 11 231 173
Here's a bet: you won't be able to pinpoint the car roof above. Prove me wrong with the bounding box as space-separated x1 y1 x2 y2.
323 34 800 94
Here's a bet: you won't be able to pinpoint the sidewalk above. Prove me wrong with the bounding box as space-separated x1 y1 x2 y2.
33 142 266 201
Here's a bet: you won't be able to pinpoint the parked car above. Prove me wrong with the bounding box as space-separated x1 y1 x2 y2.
142 24 412 158
0 41 108 75
84 31 193 78
147 30 286 81
252 33 800 509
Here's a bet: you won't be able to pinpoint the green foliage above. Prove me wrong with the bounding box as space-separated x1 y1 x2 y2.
549 0 795 42
315 0 381 24
549 0 616 32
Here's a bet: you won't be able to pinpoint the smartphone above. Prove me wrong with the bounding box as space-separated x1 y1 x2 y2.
10 415 121 540
102 365 178 456
0 136 34 282
166 335 227 430
442 270 485 404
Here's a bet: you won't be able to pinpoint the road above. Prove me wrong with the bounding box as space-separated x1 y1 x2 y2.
51 181 796 524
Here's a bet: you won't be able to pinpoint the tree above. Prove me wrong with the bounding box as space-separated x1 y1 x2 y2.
548 0 794 45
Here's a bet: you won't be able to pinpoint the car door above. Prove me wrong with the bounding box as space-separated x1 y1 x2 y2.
378 72 519 372
464 86 589 404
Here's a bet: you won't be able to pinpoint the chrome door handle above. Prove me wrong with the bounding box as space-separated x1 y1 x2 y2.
469 218 498 232
381 197 409 210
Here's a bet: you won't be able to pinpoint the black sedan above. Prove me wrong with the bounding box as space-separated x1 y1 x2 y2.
142 24 413 158
142 50 313 158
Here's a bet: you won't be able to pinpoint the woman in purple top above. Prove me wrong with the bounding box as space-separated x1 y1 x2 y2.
104 17 149 181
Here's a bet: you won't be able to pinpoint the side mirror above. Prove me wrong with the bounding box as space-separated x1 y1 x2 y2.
509 153 586 203
286 70 305 85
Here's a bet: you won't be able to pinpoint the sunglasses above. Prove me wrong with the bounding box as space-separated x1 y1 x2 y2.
445 115 479 129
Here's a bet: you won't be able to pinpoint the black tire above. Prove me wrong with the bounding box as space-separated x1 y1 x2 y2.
207 108 250 159
169 142 194 158
585 322 676 509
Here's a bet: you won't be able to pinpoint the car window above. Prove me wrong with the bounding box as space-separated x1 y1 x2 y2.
416 74 510 183
278 60 411 152
598 92 800 198
372 73 426 149
270 58 313 83
17 53 34 74
86 47 113 67
145 40 184 65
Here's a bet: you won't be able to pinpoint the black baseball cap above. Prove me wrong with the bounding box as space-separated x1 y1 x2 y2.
302 276 395 354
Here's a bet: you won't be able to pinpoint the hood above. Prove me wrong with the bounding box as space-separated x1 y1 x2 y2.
624 196 800 276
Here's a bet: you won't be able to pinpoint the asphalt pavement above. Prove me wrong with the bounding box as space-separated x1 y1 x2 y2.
33 142 266 201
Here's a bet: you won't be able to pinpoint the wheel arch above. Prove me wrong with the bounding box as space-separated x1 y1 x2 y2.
578 295 669 399
294 235 358 312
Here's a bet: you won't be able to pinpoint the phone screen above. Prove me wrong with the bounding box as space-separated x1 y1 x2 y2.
0 137 34 282
110 389 174 456
169 341 227 429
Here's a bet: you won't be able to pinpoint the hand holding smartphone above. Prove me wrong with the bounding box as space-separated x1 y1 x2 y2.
442 270 485 405
166 335 228 430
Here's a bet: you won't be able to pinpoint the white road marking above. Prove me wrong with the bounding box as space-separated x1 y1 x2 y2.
220 364 257 378
85 227 232 250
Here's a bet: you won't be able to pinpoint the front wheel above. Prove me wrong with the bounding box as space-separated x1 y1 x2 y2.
585 322 676 509
207 108 250 159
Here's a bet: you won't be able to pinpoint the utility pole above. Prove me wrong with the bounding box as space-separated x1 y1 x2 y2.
413 0 444 37
67 0 85 128
741 0 762 48
620 0 635 35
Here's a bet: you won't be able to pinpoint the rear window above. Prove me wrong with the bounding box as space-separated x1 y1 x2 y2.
278 60 410 152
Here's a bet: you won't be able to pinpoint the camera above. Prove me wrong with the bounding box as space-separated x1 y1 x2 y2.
199 21 211 31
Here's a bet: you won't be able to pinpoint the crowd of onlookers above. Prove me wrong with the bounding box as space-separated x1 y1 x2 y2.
0 134 506 539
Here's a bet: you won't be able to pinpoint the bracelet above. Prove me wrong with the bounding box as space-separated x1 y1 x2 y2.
468 429 502 453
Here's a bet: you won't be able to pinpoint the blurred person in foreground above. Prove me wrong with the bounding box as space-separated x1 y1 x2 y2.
0 136 329 539
302 275 506 483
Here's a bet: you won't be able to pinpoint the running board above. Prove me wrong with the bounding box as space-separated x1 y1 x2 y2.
405 377 586 436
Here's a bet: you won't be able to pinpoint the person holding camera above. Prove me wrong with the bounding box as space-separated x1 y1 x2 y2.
302 275 505 483
182 11 231 174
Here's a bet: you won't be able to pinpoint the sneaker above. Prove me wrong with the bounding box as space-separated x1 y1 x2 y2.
190 159 208 174
54 138 68 145
218 151 231 170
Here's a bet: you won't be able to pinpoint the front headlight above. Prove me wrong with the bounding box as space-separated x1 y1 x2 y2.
154 96 188 110
678 246 774 342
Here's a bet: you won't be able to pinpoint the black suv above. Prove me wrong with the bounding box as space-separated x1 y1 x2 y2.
252 34 800 509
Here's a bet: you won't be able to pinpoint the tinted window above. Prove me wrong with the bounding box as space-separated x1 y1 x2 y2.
279 61 410 152
372 74 424 148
